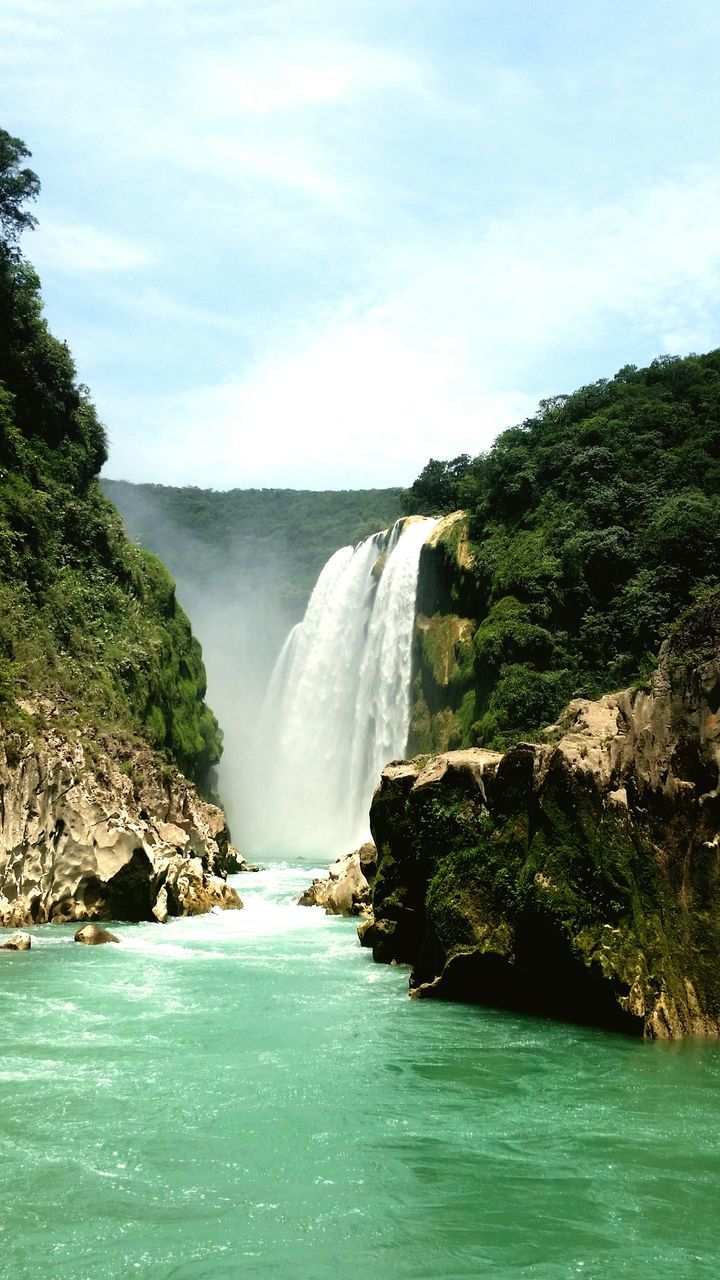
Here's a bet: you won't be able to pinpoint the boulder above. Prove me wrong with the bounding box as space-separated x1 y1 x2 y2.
152 884 170 924
218 847 261 874
357 841 378 880
298 844 377 917
74 924 119 945
0 931 31 951
156 859 243 918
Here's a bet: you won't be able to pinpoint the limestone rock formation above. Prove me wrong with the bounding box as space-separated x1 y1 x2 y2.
298 843 378 916
0 704 244 929
363 597 720 1038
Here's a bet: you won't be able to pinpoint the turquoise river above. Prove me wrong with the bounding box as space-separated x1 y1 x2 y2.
2 864 720 1280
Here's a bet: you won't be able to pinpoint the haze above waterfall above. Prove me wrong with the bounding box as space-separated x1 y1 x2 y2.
250 517 437 859
104 482 403 838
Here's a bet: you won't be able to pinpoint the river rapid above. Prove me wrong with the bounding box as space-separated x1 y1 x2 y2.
2 864 720 1280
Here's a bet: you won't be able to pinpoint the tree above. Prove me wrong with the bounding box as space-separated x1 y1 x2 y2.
0 129 40 249
401 454 473 516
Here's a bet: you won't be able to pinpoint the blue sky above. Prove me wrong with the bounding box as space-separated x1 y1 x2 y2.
2 0 720 489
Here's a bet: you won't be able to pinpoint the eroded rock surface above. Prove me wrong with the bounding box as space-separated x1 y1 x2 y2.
0 931 31 951
0 706 243 928
363 597 720 1039
298 843 378 916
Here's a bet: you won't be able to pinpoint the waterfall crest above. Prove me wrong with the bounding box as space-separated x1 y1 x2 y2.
255 516 437 858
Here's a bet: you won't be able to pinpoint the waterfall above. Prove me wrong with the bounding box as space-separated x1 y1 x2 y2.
255 516 437 858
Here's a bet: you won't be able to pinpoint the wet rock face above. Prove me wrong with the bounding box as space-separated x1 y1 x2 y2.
364 633 720 1039
0 711 243 928
298 843 377 917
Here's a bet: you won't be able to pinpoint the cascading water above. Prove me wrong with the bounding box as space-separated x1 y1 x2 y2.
254 516 437 858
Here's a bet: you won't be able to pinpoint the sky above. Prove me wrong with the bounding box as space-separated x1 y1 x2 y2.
2 0 720 490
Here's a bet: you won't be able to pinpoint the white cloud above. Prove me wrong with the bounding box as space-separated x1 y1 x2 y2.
31 220 153 274
380 167 720 385
102 166 720 488
102 294 530 486
165 41 429 206
189 44 426 117
198 134 343 201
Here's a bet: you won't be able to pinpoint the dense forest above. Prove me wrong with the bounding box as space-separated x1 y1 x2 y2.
0 129 221 784
404 351 720 749
102 480 403 626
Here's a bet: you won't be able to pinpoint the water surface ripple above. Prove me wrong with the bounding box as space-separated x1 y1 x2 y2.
1 866 719 1279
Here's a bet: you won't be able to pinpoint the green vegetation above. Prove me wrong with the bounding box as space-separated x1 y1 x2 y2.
416 785 690 1022
404 352 720 747
102 480 403 626
0 128 221 785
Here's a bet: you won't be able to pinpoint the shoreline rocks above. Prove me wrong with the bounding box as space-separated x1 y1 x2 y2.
0 706 244 929
298 843 378 917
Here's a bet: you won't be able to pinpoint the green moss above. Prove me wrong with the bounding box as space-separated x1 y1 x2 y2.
457 689 477 740
407 689 433 754
431 512 475 568
419 613 475 689
411 771 709 1018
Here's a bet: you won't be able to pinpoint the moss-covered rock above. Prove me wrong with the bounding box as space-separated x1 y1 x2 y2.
408 513 481 754
402 351 720 751
364 600 720 1038
0 143 236 928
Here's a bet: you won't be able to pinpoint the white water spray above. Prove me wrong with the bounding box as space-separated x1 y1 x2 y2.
253 517 437 858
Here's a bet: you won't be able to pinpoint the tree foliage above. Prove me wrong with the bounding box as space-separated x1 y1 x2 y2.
0 129 221 785
0 128 40 248
401 454 474 516
407 351 720 747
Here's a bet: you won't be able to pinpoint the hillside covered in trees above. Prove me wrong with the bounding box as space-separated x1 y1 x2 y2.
404 350 720 751
102 480 403 626
0 129 221 785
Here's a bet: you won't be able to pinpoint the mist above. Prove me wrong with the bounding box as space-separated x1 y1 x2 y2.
172 571 294 841
102 480 403 850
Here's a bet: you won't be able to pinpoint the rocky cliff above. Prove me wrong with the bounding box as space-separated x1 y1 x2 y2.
408 511 479 755
362 594 720 1038
0 700 245 927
